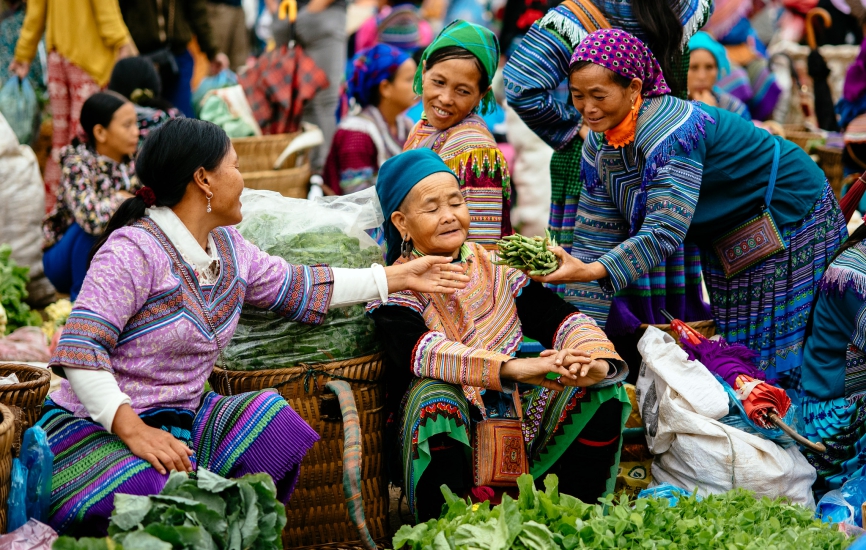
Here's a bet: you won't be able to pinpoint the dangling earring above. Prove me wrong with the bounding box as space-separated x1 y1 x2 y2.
631 97 638 121
401 235 413 259
206 192 213 213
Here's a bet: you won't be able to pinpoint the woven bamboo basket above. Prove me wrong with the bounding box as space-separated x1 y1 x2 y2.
232 133 310 198
816 145 844 200
0 364 51 456
634 320 716 345
781 124 823 152
0 404 15 533
209 354 388 549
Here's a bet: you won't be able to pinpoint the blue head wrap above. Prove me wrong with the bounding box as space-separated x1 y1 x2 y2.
376 149 457 265
347 44 411 108
689 31 732 79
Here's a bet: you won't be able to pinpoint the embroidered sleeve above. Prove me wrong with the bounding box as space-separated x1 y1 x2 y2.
237 230 335 324
62 157 127 236
323 130 379 195
412 331 510 391
503 7 584 151
554 312 628 387
596 155 702 293
50 231 154 373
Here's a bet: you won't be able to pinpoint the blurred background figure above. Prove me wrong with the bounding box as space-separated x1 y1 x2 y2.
108 56 183 147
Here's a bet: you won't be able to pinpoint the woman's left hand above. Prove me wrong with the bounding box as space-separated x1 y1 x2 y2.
540 348 610 387
528 246 607 284
386 256 470 294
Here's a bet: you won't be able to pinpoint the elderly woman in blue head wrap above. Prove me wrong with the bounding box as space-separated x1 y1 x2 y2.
366 148 631 521
688 32 751 120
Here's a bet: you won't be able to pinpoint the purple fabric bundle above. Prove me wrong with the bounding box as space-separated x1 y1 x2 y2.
680 337 771 387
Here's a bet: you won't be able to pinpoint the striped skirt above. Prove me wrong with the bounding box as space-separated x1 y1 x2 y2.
802 395 866 491
39 390 318 536
701 184 847 387
399 378 630 516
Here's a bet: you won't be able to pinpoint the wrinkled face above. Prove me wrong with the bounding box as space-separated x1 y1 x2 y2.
392 172 470 258
204 145 245 226
421 57 485 130
688 49 719 95
380 58 418 113
95 102 140 159
569 64 641 133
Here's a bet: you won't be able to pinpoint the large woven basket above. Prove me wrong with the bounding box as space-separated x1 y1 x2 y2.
816 145 844 200
0 364 51 455
634 320 716 345
0 404 15 533
209 354 388 549
233 133 310 198
782 124 823 152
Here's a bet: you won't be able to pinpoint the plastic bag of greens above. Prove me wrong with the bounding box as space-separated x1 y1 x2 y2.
224 188 384 370
0 77 37 144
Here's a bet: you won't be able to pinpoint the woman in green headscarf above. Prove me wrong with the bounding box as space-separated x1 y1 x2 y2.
403 19 512 252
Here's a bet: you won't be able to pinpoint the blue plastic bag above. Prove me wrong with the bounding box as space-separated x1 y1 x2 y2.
817 489 857 525
21 427 52 523
6 458 27 532
0 76 37 144
192 69 238 116
638 483 698 507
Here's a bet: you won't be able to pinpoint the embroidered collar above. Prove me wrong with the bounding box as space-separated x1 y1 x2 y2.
146 207 220 282
605 96 643 149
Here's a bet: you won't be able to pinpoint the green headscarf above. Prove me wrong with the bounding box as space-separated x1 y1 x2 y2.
414 19 500 116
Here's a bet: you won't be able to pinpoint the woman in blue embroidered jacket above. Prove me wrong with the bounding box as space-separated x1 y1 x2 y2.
801 225 866 491
538 29 847 389
501 0 713 334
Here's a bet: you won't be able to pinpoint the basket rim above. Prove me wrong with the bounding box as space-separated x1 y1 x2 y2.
231 132 301 144
0 363 52 390
637 319 715 331
214 353 383 379
0 404 15 438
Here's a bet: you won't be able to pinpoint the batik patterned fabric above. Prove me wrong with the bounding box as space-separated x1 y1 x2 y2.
404 116 512 248
570 29 671 97
43 143 140 249
367 243 628 514
50 217 334 414
39 390 318 534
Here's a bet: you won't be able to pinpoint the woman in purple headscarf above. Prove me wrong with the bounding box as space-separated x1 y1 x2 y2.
538 28 846 389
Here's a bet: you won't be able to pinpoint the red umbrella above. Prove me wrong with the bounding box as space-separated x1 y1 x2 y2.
733 374 791 429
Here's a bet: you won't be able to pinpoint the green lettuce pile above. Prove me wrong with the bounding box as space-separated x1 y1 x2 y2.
224 218 382 370
394 475 851 550
53 469 285 550
0 244 41 335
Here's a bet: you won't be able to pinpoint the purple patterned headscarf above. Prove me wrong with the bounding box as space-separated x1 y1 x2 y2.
569 29 671 98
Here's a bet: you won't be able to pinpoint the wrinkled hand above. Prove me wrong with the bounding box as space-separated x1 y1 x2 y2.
529 246 607 284
209 53 230 75
500 356 580 392
386 255 470 294
113 405 194 475
8 60 29 79
691 89 717 107
539 348 610 387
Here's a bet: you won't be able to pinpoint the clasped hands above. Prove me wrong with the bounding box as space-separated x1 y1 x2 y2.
501 348 610 392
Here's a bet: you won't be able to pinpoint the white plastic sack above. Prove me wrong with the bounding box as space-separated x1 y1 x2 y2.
0 112 54 305
636 326 817 508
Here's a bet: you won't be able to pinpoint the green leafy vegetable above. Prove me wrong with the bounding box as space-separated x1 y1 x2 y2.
394 474 851 550
53 469 286 550
225 220 383 370
0 244 41 335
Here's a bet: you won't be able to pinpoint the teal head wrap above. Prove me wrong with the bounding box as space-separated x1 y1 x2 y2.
413 19 500 116
376 149 457 265
689 31 732 79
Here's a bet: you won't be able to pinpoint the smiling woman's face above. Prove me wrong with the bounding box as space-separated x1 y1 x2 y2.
421 57 485 130
391 172 469 258
569 64 642 133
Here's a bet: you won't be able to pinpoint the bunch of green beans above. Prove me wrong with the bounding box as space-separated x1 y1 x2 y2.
493 230 559 276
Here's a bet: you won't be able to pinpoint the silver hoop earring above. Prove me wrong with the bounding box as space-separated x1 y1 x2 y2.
400 236 412 259
206 192 213 213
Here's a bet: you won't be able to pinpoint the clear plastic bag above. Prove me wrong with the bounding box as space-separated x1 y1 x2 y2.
192 69 237 116
0 77 37 145
224 188 385 370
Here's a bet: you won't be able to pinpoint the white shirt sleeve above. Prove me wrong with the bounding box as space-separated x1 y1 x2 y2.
64 368 132 433
330 264 389 307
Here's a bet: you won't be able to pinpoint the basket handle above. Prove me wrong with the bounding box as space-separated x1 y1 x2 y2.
324 380 378 550
273 123 325 170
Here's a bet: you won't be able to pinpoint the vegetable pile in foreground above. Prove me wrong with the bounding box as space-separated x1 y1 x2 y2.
225 220 382 370
0 244 41 335
52 469 286 550
394 474 851 550
494 232 559 276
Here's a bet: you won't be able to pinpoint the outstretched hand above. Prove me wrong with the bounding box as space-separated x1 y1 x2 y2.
528 246 608 285
386 255 470 294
